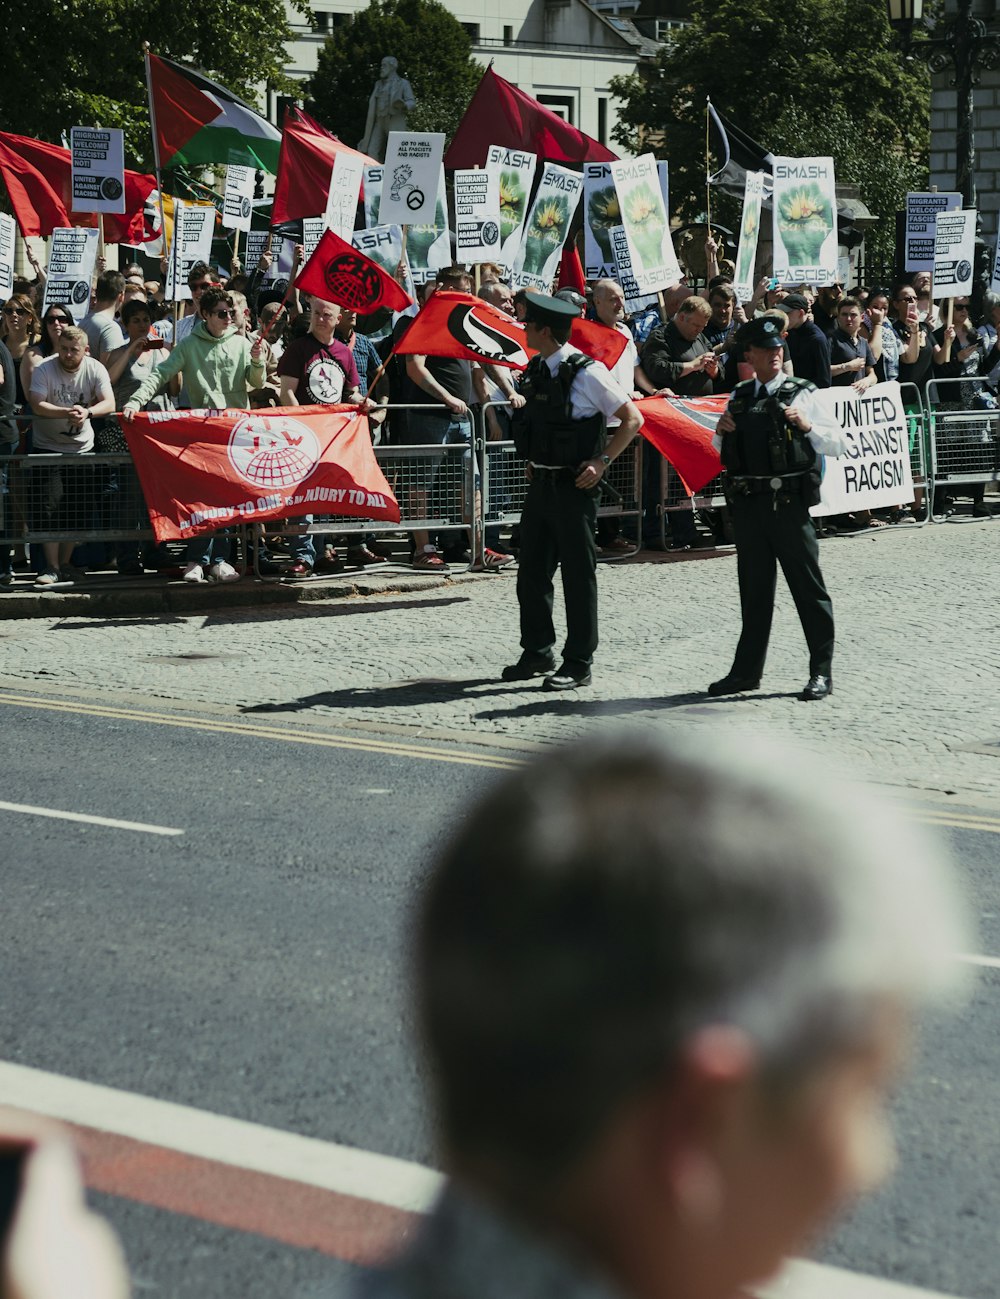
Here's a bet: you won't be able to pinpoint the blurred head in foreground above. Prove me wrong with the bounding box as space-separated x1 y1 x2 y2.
414 733 966 1299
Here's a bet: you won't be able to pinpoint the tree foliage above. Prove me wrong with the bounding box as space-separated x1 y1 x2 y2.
609 0 929 262
2 0 309 170
306 0 484 151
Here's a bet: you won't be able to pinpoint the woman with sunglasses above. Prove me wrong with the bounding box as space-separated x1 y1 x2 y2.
1 295 41 421
121 287 265 582
932 299 995 517
19 306 72 423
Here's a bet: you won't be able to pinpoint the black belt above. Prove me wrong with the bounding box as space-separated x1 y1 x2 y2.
530 465 577 479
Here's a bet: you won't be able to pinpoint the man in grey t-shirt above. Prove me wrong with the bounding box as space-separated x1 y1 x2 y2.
80 270 126 364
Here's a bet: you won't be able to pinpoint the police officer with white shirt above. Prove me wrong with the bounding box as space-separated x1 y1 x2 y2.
503 294 643 691
709 316 848 701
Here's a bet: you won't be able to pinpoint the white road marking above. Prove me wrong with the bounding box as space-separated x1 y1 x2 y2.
0 800 183 837
955 952 1000 970
0 1062 968 1298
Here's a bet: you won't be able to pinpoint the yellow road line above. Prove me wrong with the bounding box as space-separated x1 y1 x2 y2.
0 692 521 772
912 810 1000 836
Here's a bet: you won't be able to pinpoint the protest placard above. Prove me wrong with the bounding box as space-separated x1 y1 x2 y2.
0 213 16 298
991 237 1000 294
352 224 417 337
303 218 326 261
363 166 383 228
511 163 583 291
379 133 445 226
584 163 619 281
610 153 682 294
906 191 961 273
486 146 537 276
934 209 976 297
70 127 125 214
453 168 501 263
405 167 450 286
324 153 364 240
164 201 216 301
42 228 100 321
610 225 657 314
810 382 914 515
222 164 254 232
263 237 296 292
771 156 838 287
733 171 765 303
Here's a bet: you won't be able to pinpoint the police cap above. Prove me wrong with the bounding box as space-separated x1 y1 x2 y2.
738 316 786 350
522 291 582 328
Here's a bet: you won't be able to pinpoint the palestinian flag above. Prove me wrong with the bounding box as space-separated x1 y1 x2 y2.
147 52 281 174
637 395 727 494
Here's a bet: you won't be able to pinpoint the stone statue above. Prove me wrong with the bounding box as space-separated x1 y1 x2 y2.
358 57 416 161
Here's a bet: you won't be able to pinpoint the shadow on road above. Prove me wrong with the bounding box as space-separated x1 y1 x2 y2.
473 689 800 721
205 595 472 627
240 676 527 713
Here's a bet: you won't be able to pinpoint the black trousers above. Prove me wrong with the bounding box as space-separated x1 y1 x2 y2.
729 491 834 679
516 473 600 667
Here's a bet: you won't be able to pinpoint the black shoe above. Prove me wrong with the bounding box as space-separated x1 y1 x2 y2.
501 651 557 682
707 674 761 697
542 662 592 691
800 674 833 701
973 503 994 518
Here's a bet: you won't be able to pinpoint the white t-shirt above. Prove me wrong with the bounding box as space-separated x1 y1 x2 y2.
29 354 113 453
545 343 633 423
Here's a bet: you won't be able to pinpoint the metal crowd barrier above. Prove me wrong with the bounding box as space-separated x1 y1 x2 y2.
898 381 930 527
924 376 999 522
0 451 156 546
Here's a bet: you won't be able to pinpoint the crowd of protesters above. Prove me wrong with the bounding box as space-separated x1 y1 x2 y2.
1 235 998 591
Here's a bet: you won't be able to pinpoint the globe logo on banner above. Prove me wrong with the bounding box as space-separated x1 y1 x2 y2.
324 254 383 310
228 416 321 490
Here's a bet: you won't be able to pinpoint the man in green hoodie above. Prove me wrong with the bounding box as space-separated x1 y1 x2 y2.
122 288 265 582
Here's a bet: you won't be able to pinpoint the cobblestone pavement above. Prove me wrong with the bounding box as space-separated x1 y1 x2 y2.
3 520 1000 803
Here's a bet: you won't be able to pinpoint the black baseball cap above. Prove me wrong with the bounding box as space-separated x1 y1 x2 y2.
782 292 810 312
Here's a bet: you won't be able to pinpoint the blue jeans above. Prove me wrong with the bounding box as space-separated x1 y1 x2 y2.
186 533 231 568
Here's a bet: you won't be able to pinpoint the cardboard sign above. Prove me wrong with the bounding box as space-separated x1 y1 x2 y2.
303 217 326 261
262 237 296 293
771 156 838 287
0 213 15 298
610 224 657 314
363 166 383 228
610 153 682 294
583 163 619 281
41 227 100 321
453 168 502 263
933 209 976 297
486 145 537 276
906 192 961 273
222 164 255 232
379 133 445 226
405 166 450 286
164 201 216 301
811 382 914 515
352 224 417 336
733 171 765 303
324 153 364 241
511 162 584 291
70 127 126 214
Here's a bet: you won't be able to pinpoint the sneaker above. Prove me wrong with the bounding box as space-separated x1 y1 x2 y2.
59 563 85 581
0 571 13 589
35 569 62 587
183 562 206 583
481 548 515 570
209 561 240 583
412 549 448 570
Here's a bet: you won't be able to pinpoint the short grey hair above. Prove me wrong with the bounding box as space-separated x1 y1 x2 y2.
983 290 1000 316
417 731 966 1192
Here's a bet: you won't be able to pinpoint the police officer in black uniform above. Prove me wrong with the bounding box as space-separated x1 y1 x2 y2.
502 293 643 690
709 316 848 701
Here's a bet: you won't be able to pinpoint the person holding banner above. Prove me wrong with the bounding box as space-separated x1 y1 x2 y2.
503 293 642 691
709 317 848 702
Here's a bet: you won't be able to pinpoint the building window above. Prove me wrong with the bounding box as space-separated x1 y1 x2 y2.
503 24 514 45
461 22 480 41
537 94 574 124
597 97 608 145
313 9 329 32
331 11 351 26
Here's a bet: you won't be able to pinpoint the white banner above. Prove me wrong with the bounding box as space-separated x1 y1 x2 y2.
486 145 537 277
70 127 125 214
610 153 682 294
453 168 501 264
906 191 961 273
511 162 583 291
363 166 383 228
222 164 254 232
733 171 765 302
771 156 838 287
405 167 450 286
164 202 215 301
0 213 16 298
810 382 914 516
324 153 364 240
41 227 100 321
379 132 445 226
933 209 976 297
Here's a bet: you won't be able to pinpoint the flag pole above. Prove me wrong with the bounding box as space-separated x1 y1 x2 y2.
142 42 168 262
705 97 712 239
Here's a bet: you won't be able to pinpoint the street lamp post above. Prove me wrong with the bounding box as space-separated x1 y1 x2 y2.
887 0 1000 208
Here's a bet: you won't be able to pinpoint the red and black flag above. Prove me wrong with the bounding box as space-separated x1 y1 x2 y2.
637 395 727 495
295 228 414 314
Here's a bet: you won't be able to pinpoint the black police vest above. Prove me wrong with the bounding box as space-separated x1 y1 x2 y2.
722 376 817 478
512 353 606 465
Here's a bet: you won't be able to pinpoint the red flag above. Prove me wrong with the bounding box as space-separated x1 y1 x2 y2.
123 405 400 542
557 244 587 294
392 292 628 372
295 228 413 313
638 395 727 495
0 132 155 241
272 107 375 226
444 68 617 169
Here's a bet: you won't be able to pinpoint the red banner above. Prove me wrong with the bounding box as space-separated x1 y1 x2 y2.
393 292 628 372
123 405 400 542
272 106 375 226
638 395 726 495
296 228 413 314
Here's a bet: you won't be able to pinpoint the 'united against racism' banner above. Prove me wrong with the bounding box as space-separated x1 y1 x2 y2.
124 406 401 542
810 382 914 515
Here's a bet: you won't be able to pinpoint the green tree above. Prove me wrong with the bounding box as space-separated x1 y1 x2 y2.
306 0 484 150
609 0 928 262
2 0 309 169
